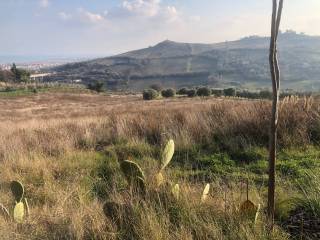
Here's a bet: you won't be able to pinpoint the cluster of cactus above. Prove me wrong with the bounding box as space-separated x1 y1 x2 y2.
119 139 175 195
104 139 176 220
0 180 29 223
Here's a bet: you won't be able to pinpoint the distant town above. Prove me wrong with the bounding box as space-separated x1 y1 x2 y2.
0 56 97 72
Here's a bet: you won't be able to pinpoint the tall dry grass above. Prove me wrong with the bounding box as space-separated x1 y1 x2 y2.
0 93 318 239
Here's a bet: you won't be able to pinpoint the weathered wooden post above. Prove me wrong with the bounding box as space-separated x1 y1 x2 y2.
268 0 284 230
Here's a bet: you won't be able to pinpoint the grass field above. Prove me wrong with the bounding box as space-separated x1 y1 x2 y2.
0 91 319 239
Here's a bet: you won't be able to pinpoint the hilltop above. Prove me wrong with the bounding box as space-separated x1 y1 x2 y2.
51 31 320 91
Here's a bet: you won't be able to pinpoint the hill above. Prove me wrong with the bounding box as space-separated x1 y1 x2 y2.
51 30 320 91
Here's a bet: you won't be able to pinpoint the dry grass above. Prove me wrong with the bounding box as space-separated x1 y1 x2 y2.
0 92 319 239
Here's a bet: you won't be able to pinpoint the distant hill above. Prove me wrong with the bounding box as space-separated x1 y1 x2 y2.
51 30 320 91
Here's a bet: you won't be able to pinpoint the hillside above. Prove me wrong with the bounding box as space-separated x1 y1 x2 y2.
51 31 320 91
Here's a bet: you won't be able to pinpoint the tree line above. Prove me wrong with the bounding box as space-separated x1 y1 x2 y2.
143 84 278 100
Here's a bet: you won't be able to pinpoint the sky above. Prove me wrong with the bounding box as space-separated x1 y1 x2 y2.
1 0 320 57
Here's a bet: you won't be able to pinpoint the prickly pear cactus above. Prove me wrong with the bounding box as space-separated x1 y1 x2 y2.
161 139 174 171
10 181 24 202
13 202 25 223
120 160 146 195
121 160 145 182
201 183 210 203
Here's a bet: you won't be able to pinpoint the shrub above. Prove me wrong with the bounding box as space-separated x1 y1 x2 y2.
177 88 188 95
187 89 197 97
87 81 104 92
143 89 159 100
196 87 211 97
161 88 176 98
223 88 236 97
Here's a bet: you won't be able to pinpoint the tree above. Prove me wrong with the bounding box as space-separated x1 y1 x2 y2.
87 81 104 92
143 89 159 100
177 87 188 95
268 0 284 230
259 90 273 99
161 88 175 98
10 63 30 83
223 88 236 97
211 89 223 97
196 87 211 97
187 89 197 97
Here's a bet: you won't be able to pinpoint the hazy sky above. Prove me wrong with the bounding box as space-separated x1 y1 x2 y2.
1 0 320 56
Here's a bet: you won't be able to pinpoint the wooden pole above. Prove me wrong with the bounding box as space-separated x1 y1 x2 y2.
268 0 284 230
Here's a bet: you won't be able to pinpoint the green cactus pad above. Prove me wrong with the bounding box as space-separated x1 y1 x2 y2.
0 203 10 221
10 180 24 202
161 139 174 171
201 183 210 203
120 160 145 183
254 204 261 224
13 202 25 223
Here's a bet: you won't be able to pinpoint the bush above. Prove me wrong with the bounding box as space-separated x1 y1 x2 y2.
143 89 159 100
223 88 236 97
196 87 211 97
161 88 176 98
187 89 197 97
88 81 104 92
177 88 188 95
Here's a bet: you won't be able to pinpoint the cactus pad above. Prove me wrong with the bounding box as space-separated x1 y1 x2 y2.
254 204 261 224
201 183 210 203
240 200 257 218
161 139 174 171
10 181 24 202
120 160 145 183
13 202 25 223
